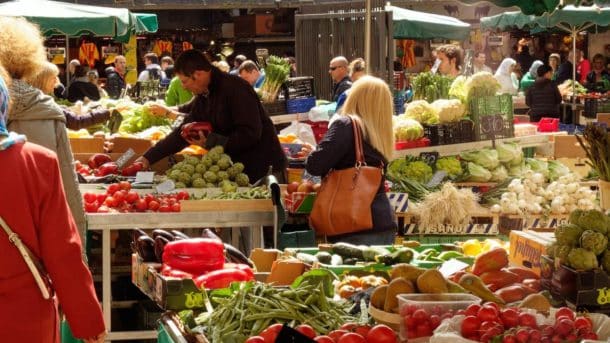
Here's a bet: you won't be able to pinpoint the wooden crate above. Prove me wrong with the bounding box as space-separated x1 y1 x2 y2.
69 137 104 153
399 209 499 235
180 199 273 212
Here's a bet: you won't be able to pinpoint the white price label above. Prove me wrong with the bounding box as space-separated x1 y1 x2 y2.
439 259 469 278
155 180 175 194
135 171 154 184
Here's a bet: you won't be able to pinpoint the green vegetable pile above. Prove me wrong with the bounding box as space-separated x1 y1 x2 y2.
388 157 433 184
191 280 355 342
411 72 453 103
118 101 172 134
192 186 270 200
260 56 290 103
166 146 249 189
547 209 610 271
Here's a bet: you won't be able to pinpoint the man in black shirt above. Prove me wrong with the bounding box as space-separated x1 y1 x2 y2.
134 50 287 183
104 55 126 99
329 56 352 102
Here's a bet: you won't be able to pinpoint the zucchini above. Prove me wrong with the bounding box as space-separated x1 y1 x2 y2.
362 246 391 261
315 251 332 264
331 242 364 259
343 257 358 265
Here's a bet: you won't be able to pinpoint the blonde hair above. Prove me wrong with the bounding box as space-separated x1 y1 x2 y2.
349 58 366 82
213 60 230 73
340 75 394 161
27 61 59 92
0 17 46 80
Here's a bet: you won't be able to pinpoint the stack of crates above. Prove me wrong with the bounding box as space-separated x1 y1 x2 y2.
469 94 514 141
283 77 316 114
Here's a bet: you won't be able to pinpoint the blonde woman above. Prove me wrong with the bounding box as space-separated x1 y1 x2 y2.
349 58 366 82
305 76 396 244
27 62 111 130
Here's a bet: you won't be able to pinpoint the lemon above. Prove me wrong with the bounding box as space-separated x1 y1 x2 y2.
462 239 482 257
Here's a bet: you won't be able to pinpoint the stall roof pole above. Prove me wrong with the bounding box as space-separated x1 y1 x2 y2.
365 0 372 74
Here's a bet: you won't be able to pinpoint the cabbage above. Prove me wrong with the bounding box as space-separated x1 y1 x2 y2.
525 158 549 179
548 160 571 181
393 118 424 141
490 165 508 182
496 143 523 166
431 99 466 123
460 149 499 170
467 162 492 182
402 100 439 125
508 163 530 177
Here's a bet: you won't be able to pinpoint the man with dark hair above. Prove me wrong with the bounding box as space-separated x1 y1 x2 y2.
238 60 265 88
473 51 492 73
436 44 462 77
138 52 165 82
133 49 287 183
526 64 562 122
104 55 126 99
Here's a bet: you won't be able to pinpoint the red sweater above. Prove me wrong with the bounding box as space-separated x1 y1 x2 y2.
0 142 104 342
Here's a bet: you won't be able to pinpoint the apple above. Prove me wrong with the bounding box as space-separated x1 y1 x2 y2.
297 181 314 193
287 181 300 194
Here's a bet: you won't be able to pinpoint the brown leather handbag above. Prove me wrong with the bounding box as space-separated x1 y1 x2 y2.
309 117 383 236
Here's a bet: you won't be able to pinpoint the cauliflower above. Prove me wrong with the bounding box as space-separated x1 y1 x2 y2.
460 149 499 170
466 162 492 182
580 230 608 255
431 99 466 123
402 100 438 125
602 250 610 272
576 210 609 235
394 118 424 141
465 72 501 99
435 157 462 179
554 224 584 246
567 248 599 270
496 143 523 166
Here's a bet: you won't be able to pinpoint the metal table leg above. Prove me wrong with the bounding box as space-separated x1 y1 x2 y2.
102 229 112 334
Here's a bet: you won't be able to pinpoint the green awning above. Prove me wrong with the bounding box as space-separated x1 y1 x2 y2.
458 0 559 16
134 13 159 34
387 5 471 41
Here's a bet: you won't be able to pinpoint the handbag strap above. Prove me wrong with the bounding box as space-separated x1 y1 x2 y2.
0 215 52 299
349 116 366 166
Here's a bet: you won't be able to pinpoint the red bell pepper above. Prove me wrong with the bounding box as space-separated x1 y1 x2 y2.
121 161 144 176
162 238 224 275
223 263 254 279
161 264 193 279
180 121 213 140
193 268 253 290
95 162 119 176
88 153 112 169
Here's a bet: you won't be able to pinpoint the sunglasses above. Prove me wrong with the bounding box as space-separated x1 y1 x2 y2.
329 66 343 71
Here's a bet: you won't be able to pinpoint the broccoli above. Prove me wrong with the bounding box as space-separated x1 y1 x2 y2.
233 162 245 174
576 210 609 235
217 157 232 171
235 173 250 187
217 171 229 181
567 248 599 270
209 145 224 155
220 180 237 193
174 182 187 189
195 163 207 174
203 171 218 184
209 165 220 173
555 224 584 246
192 178 206 188
602 250 610 272
435 157 463 179
180 163 195 175
580 230 608 255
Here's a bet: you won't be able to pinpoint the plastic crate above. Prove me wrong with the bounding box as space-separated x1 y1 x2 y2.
286 96 316 114
283 77 315 100
470 94 514 141
537 117 559 132
262 100 287 116
395 137 430 150
423 120 475 146
584 98 598 118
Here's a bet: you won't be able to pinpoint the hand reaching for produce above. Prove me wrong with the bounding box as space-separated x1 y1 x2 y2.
147 103 170 117
185 130 207 147
300 142 314 156
133 156 150 170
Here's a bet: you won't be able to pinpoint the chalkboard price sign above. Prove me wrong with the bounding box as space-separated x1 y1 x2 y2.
419 151 439 166
481 114 504 148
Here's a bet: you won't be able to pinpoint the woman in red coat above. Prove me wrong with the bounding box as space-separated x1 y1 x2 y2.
0 70 106 342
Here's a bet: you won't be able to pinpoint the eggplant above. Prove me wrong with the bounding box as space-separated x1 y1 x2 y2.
201 228 222 241
136 236 156 262
152 229 174 242
154 236 170 263
202 228 253 267
132 229 149 244
171 230 190 240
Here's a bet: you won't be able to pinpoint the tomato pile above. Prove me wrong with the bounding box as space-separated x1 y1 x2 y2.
459 303 597 343
245 323 398 343
400 303 454 339
82 181 189 213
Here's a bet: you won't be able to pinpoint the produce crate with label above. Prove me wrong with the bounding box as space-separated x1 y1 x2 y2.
469 94 514 141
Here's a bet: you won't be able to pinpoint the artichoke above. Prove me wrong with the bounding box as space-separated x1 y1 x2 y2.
192 178 206 188
209 145 224 155
555 224 584 246
233 162 245 174
203 171 218 184
555 245 573 263
220 180 237 193
217 157 232 171
174 182 187 189
602 250 610 272
577 210 609 235
580 230 608 255
185 155 200 166
180 163 195 175
195 163 207 174
235 173 250 187
567 248 599 270
569 209 584 226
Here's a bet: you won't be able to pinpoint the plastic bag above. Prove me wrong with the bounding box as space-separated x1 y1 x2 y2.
279 121 317 147
308 103 336 122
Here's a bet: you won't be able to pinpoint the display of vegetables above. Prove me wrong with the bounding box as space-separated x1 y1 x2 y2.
393 117 424 141
411 72 452 103
119 101 172 134
430 99 466 123
435 156 463 179
547 209 610 271
260 55 290 103
387 157 433 184
401 100 438 125
460 149 500 171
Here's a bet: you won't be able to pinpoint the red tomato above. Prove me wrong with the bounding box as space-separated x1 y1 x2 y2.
104 196 118 208
515 328 530 343
177 190 190 200
119 181 131 191
144 193 155 204
465 304 481 317
96 205 110 213
412 309 429 324
245 337 266 343
461 315 481 337
477 306 499 323
313 336 335 343
84 201 99 213
500 308 520 328
337 332 366 343
354 325 371 337
126 191 139 204
171 203 181 212
113 190 127 203
107 183 120 195
518 312 538 329
96 193 107 204
555 307 574 321
135 199 148 212
295 324 317 339
159 204 172 212
148 200 160 211
83 192 98 204
574 316 592 331
340 323 358 332
484 302 500 313
366 324 397 343
328 330 348 342
259 324 283 343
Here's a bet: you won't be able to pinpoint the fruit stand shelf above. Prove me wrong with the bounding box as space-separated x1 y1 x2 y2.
269 112 310 125
392 133 557 159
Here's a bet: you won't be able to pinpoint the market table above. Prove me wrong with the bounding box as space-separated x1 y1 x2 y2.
86 185 281 341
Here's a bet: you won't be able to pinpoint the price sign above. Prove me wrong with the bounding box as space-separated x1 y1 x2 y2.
419 151 439 167
426 170 447 188
115 148 135 169
480 115 504 148
156 180 175 194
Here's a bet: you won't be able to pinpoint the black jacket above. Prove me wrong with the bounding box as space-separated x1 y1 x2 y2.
143 68 287 182
331 76 352 102
63 108 110 131
555 61 577 85
585 70 610 92
67 81 100 103
305 116 396 234
105 69 125 99
526 78 562 121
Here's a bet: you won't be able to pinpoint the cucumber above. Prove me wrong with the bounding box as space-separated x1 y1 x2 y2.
331 242 364 260
315 251 332 264
343 257 358 265
437 251 464 261
362 246 391 262
296 252 318 265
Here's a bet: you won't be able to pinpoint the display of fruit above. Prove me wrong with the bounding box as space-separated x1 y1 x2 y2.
165 145 249 189
286 180 321 194
82 182 189 213
75 154 144 177
246 323 397 343
400 302 455 340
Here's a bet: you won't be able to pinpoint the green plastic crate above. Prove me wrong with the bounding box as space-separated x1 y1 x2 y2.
469 94 514 141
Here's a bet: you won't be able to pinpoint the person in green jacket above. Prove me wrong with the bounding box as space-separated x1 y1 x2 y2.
519 60 543 93
164 76 193 106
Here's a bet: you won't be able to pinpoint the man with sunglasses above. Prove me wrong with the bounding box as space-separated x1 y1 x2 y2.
134 49 287 183
329 56 352 102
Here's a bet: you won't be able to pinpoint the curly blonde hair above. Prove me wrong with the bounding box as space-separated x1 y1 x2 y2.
0 17 46 80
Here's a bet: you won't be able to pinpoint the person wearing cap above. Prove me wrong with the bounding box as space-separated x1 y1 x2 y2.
526 64 562 122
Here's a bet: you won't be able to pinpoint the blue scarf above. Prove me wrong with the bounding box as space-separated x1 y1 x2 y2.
0 75 26 150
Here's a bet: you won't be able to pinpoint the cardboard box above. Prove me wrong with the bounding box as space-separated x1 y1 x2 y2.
110 137 152 154
249 248 281 272
284 192 316 214
69 137 104 153
508 230 555 275
553 135 586 159
131 254 161 295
